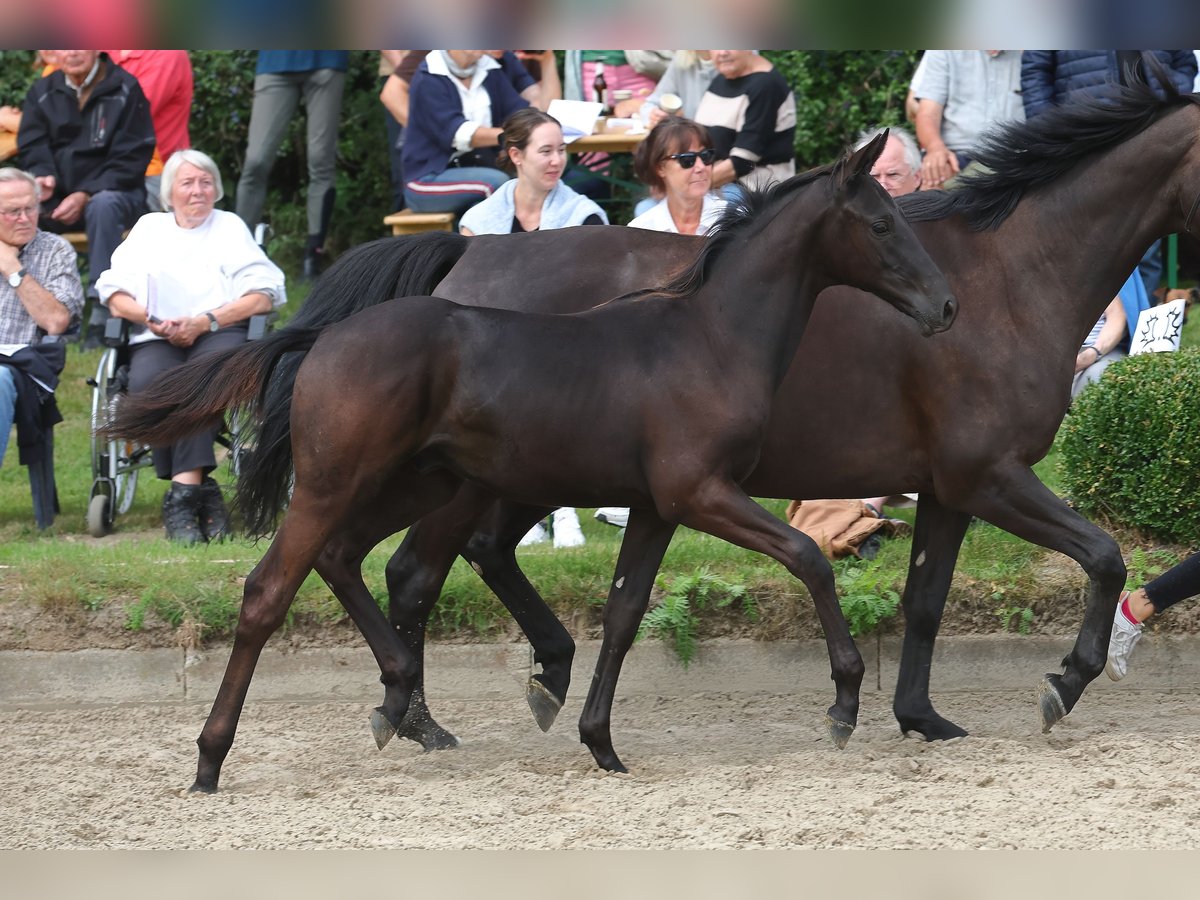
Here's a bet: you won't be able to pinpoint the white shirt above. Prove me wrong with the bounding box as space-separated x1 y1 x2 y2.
96 209 286 344
627 193 727 235
424 51 503 153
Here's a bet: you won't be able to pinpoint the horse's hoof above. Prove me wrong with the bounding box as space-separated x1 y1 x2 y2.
526 678 563 733
187 780 217 795
370 706 398 750
898 714 969 741
825 714 855 750
1037 676 1067 733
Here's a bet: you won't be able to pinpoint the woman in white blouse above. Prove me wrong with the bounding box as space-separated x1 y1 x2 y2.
628 117 726 236
96 149 286 544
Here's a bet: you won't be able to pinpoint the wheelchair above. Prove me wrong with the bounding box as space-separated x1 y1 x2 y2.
86 313 274 537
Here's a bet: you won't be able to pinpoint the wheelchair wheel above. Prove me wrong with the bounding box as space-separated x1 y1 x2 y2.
86 493 112 538
88 349 143 535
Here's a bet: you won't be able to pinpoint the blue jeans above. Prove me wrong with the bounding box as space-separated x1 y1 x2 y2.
404 167 511 216
0 365 15 465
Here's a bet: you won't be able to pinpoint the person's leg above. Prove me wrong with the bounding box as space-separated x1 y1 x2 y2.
235 72 303 231
82 188 146 342
1107 547 1200 681
0 366 16 465
144 174 164 213
1070 349 1125 400
300 68 346 276
404 167 511 215
381 77 406 212
1138 239 1163 299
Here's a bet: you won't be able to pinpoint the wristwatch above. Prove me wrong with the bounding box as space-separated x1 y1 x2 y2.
7 268 26 289
205 311 219 332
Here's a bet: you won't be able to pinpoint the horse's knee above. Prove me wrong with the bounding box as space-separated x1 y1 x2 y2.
1085 533 1127 589
237 575 290 638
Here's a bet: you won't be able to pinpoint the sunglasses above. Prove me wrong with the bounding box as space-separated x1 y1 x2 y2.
665 148 716 169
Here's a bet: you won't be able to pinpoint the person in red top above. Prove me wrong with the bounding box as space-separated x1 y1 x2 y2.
108 51 193 212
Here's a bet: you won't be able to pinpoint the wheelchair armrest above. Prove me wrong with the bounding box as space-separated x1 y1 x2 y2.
246 312 277 342
104 317 132 347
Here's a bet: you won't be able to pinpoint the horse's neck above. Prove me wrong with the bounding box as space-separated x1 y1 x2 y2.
696 219 824 384
990 121 1193 343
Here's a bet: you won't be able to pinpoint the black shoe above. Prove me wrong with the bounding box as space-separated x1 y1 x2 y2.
301 249 323 282
162 483 203 545
858 533 883 561
198 476 230 542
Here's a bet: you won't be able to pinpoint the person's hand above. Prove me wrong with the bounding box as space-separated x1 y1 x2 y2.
645 106 669 128
0 106 20 132
919 145 959 190
50 190 88 225
33 174 55 203
1075 345 1102 373
161 314 208 348
0 238 19 276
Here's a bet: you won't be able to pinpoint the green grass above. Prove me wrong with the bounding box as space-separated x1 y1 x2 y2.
2 282 1196 647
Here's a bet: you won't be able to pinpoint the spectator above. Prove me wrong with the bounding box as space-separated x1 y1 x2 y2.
0 52 59 139
235 51 348 281
379 51 408 213
401 51 529 217
97 150 286 544
865 125 922 197
17 49 155 348
912 50 1024 189
458 107 606 548
1020 51 1197 298
1072 272 1150 400
564 51 667 110
0 166 84 472
627 117 726 234
1108 553 1200 681
488 51 562 111
693 50 796 194
108 51 193 213
633 51 717 127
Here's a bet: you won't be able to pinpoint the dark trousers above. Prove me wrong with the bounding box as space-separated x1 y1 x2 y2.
1145 551 1200 615
127 325 249 479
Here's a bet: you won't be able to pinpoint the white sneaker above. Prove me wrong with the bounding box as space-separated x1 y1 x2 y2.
518 522 549 546
552 508 586 548
594 507 630 529
1106 595 1144 682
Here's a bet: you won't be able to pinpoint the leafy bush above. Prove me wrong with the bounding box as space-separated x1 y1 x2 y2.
638 569 758 666
833 557 901 635
1059 349 1200 542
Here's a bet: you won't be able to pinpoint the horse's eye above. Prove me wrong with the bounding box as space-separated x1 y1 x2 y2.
871 220 891 236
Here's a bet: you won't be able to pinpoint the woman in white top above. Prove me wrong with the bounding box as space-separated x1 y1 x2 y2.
628 117 726 236
96 149 286 544
460 109 606 548
459 107 606 236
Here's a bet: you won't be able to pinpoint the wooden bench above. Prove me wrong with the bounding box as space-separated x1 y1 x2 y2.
62 232 90 252
383 210 456 236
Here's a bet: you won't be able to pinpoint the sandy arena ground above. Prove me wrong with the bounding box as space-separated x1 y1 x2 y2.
5 683 1200 849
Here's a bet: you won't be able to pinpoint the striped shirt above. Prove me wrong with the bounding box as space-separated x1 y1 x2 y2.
694 69 796 190
0 230 84 345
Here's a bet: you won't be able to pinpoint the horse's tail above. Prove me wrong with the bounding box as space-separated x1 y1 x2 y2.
103 325 325 451
237 231 471 538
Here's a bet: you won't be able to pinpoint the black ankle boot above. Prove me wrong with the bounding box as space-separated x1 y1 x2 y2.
162 483 203 544
198 476 230 542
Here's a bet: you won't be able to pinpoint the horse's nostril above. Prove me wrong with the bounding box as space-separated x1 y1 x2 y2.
943 298 957 322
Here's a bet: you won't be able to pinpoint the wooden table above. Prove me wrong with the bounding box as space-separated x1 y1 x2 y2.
566 131 646 156
0 131 16 162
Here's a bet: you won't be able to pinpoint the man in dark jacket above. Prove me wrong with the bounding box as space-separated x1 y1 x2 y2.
1020 51 1197 298
17 49 155 345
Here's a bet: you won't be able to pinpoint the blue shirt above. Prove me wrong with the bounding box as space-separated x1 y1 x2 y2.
256 51 349 75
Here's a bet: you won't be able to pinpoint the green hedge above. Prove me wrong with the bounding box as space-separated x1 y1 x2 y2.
1059 349 1200 542
1 51 921 265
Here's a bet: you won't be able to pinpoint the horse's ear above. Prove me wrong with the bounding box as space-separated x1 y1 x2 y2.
838 129 888 186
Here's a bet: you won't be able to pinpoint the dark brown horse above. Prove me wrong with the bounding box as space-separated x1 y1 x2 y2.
108 134 956 790
253 78 1200 755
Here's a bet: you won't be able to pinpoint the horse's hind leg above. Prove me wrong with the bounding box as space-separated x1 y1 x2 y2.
462 500 575 730
576 508 677 772
892 494 972 740
192 495 341 793
378 484 505 750
670 479 864 748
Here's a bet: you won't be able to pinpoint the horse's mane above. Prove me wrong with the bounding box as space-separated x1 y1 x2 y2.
616 164 837 303
899 68 1200 232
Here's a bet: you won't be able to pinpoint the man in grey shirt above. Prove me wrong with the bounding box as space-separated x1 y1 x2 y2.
911 50 1025 189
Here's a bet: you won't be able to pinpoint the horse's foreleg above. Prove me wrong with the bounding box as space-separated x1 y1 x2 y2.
672 480 864 748
462 500 575 731
577 509 677 772
949 463 1125 732
192 502 335 793
893 494 972 740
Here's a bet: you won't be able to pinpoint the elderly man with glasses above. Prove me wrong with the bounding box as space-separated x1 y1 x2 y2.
0 166 83 486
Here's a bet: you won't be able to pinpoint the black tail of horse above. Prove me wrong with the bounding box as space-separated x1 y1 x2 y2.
238 231 471 537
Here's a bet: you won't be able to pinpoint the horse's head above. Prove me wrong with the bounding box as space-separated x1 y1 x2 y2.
824 129 957 336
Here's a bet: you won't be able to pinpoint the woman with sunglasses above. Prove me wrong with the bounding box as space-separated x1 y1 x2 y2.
628 117 726 235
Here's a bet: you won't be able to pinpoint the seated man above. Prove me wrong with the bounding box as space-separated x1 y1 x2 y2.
17 50 155 347
0 167 85 515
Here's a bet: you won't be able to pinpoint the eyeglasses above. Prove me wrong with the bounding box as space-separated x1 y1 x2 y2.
0 205 38 221
665 149 716 169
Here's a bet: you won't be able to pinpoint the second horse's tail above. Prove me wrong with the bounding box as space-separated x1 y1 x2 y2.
238 231 471 537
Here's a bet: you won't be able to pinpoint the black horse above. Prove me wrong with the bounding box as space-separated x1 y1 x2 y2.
108 134 956 790
233 77 1200 754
